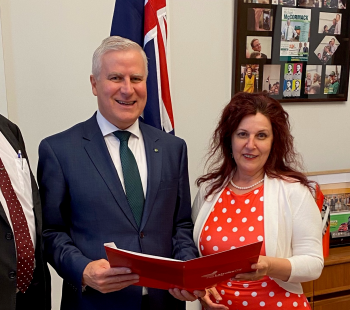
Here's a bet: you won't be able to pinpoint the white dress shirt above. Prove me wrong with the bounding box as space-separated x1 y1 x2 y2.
0 132 36 249
96 110 147 196
96 111 148 295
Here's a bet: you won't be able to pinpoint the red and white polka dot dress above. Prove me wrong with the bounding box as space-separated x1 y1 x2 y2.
199 185 311 309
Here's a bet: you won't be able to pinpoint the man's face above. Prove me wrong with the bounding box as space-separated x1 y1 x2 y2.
90 49 147 130
336 14 340 22
252 40 261 52
247 68 252 78
330 75 335 83
288 65 292 72
331 39 335 46
287 20 291 26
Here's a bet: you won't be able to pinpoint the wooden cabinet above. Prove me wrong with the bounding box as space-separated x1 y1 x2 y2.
302 246 350 309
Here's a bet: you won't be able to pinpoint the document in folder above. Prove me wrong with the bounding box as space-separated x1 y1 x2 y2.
104 241 262 291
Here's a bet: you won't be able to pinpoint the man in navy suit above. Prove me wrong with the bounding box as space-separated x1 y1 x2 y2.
38 36 201 310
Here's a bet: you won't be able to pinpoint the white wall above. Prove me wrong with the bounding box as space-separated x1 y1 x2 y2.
0 1 350 309
0 6 7 117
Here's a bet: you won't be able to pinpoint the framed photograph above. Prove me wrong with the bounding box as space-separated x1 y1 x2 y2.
232 0 350 102
308 170 350 247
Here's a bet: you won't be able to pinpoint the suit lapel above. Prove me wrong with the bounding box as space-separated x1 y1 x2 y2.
0 119 20 226
82 115 138 231
139 123 162 230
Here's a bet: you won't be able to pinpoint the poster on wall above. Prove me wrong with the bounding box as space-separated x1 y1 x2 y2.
308 171 350 248
280 7 311 61
232 0 350 102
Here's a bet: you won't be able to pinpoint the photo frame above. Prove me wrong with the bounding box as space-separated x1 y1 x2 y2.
308 169 350 247
232 1 350 102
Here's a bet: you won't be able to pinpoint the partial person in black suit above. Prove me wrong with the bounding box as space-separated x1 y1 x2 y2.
0 114 50 310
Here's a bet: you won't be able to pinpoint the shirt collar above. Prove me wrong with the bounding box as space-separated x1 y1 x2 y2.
96 110 140 139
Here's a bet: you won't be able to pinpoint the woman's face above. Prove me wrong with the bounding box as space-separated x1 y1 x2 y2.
295 81 300 88
231 113 273 179
288 65 292 72
307 73 311 80
287 81 291 88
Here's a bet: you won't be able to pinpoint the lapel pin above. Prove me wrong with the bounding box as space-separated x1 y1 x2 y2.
154 148 159 153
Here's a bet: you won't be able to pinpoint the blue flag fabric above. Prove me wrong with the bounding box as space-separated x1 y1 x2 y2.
110 0 175 134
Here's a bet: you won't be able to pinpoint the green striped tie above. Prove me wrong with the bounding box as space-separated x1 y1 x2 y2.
113 131 144 227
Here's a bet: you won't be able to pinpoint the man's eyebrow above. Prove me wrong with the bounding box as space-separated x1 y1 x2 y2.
130 73 145 79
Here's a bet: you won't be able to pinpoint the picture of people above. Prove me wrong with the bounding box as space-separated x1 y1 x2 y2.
292 80 301 97
247 8 273 31
262 65 281 95
284 63 293 80
283 63 302 97
240 65 260 93
325 194 350 213
319 13 342 35
246 36 272 59
280 8 311 61
323 0 346 9
244 0 270 3
314 36 340 64
304 65 322 94
281 19 298 41
298 0 322 7
324 65 341 94
283 80 293 97
272 0 297 5
293 63 302 80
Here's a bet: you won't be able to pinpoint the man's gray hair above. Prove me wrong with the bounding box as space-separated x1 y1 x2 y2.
92 36 148 79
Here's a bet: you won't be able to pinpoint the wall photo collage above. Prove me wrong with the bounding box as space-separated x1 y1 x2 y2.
233 0 349 102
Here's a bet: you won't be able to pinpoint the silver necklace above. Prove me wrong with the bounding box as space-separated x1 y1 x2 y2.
230 178 264 190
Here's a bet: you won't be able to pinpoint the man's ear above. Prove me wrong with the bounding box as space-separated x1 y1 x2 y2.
90 75 98 96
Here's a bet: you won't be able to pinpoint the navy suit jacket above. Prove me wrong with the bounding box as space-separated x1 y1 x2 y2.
0 115 50 310
38 113 198 310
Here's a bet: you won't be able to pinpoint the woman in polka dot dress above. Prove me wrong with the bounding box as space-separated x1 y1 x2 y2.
192 93 323 310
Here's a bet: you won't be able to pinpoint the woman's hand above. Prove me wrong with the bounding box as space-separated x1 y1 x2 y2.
233 255 291 282
233 255 270 281
199 287 229 310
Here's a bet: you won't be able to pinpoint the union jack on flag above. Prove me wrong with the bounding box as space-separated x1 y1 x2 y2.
111 0 174 134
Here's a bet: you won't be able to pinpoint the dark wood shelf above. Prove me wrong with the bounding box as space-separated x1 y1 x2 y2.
302 246 350 310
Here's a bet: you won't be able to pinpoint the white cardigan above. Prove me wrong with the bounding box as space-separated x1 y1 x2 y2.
192 175 324 294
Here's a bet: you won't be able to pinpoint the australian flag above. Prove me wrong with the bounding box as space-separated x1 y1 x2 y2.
111 0 174 134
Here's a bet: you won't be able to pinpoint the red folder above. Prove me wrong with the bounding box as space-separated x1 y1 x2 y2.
105 241 262 291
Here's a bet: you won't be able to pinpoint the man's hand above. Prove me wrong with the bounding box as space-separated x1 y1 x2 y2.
168 288 205 302
82 259 140 293
199 287 229 310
